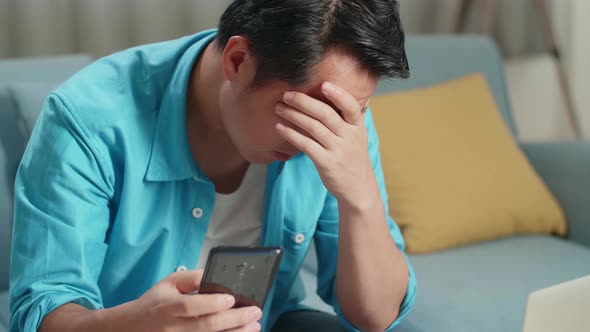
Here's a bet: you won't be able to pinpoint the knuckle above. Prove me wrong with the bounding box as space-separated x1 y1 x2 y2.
177 299 192 315
310 122 323 135
203 315 221 331
322 103 335 115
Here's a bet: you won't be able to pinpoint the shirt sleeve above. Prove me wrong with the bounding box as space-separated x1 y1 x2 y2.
313 109 417 331
9 93 113 331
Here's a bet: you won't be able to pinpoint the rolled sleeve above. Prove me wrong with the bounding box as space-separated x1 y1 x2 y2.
9 94 112 331
314 110 417 331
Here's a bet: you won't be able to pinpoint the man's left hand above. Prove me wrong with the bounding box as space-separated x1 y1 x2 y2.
275 82 377 207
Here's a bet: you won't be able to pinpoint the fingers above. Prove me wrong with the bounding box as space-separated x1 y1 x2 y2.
174 293 236 317
321 82 363 125
282 91 346 135
191 306 262 332
276 102 336 149
169 269 204 294
276 122 324 162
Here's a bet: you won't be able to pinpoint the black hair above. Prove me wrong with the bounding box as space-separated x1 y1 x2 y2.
216 0 409 86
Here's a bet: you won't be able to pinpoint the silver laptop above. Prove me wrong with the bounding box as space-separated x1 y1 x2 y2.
523 275 590 332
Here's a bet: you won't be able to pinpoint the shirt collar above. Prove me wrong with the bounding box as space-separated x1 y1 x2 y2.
145 30 217 182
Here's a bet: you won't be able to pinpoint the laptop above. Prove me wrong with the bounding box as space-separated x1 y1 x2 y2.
522 275 590 332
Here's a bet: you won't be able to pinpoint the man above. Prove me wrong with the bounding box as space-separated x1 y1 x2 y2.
10 0 416 331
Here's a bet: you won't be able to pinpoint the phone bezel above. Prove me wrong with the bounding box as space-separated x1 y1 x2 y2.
200 246 283 308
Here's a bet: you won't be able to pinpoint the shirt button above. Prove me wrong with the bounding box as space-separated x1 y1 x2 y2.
176 265 188 272
294 233 305 244
192 208 203 218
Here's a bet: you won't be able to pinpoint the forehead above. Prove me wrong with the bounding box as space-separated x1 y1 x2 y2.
299 49 378 103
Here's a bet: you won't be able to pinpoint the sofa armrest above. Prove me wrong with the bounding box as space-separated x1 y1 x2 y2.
521 141 590 248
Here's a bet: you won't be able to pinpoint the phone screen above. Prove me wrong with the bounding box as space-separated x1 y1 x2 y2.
199 246 283 308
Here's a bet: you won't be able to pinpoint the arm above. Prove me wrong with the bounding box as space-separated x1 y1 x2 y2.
276 85 416 332
313 111 416 332
10 94 113 331
39 302 138 332
10 94 262 332
334 109 414 331
521 141 590 248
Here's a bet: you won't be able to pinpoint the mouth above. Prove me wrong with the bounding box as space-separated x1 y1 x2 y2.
273 151 294 162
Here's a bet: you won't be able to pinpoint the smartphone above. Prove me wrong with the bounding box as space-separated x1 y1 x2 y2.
199 246 283 309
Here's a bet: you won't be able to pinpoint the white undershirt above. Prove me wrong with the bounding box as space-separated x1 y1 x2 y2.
196 164 266 269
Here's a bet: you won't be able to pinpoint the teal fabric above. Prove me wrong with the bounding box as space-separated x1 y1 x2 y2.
9 30 415 332
0 55 92 293
376 36 517 136
397 236 590 332
521 141 590 248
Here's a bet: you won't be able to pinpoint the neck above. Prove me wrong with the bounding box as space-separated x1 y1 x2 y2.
185 40 249 184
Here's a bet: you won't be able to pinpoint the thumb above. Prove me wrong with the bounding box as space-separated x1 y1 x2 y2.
169 269 204 294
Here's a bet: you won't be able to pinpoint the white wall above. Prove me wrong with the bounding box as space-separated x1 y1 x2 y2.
568 0 590 137
0 0 231 58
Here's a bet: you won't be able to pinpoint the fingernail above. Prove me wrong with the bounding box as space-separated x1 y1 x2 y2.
322 82 335 93
283 91 295 102
250 322 262 332
224 295 235 306
250 307 262 319
275 103 286 113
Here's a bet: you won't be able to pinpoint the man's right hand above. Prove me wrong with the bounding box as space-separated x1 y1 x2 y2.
40 269 262 332
134 269 262 331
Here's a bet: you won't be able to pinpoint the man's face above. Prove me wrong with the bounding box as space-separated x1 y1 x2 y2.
219 48 378 164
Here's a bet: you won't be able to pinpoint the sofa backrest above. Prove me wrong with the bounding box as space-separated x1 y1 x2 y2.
375 35 517 136
0 54 93 291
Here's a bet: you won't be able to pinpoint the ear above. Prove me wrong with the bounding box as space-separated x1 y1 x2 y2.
221 36 256 85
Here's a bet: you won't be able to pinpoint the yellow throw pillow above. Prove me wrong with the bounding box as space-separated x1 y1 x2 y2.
371 73 567 254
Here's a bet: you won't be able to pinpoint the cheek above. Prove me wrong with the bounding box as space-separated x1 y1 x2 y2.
233 104 284 146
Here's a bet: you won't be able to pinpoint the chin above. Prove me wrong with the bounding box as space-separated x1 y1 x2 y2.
243 151 275 165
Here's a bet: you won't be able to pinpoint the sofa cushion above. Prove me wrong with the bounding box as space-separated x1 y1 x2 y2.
0 290 8 329
370 74 566 253
0 54 92 84
9 82 59 136
0 87 27 292
396 236 590 332
300 236 590 332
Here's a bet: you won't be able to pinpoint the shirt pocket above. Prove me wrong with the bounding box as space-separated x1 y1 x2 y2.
276 220 315 279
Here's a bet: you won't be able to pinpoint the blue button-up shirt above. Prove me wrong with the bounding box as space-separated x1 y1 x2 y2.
10 29 416 332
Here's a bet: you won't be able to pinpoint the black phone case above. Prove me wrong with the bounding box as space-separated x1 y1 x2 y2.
199 246 283 309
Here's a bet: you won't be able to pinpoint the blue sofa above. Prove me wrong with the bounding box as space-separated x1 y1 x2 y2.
1 37 589 332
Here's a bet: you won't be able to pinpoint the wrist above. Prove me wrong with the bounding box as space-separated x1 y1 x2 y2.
338 182 382 215
74 300 142 332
